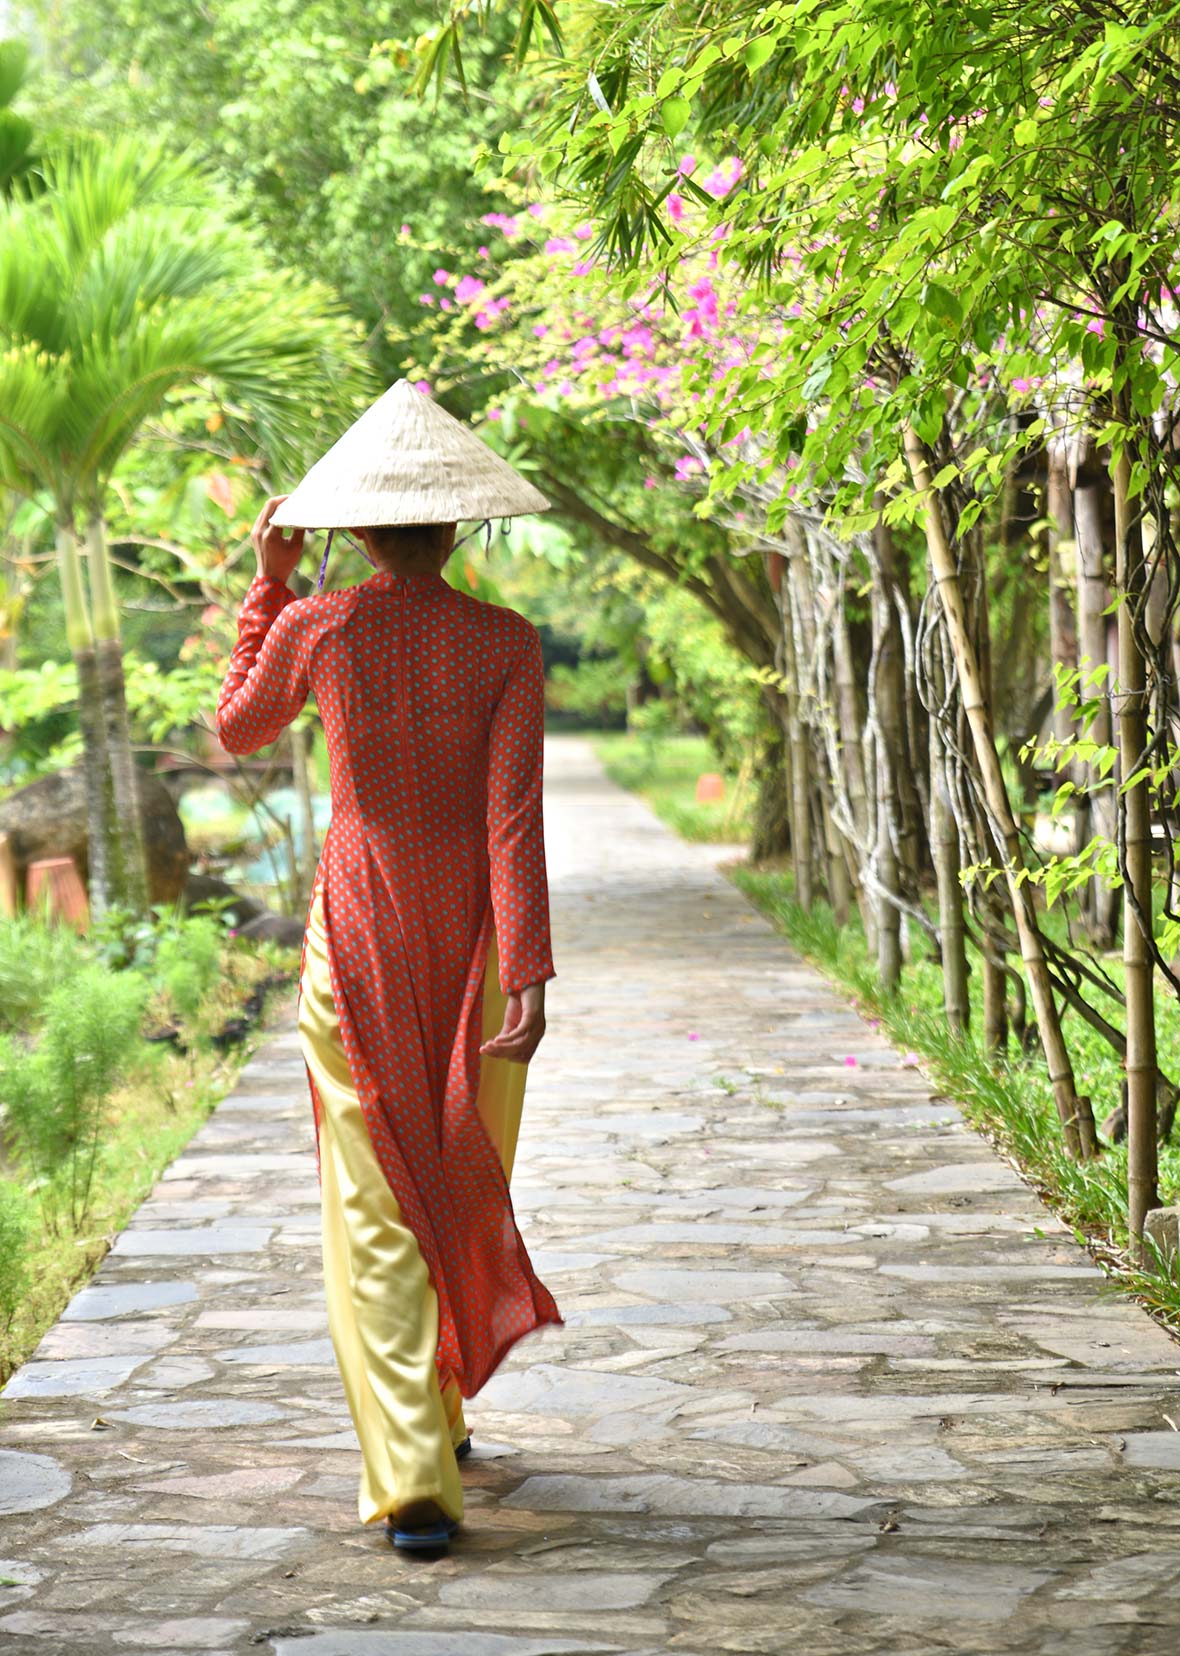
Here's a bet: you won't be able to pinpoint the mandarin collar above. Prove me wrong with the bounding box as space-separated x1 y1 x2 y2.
364 567 448 590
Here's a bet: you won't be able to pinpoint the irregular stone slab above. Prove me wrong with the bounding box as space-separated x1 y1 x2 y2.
2 1354 153 1399
479 1363 693 1417
113 1615 252 1647
270 1637 622 1656
105 1400 288 1429
570 1302 731 1326
31 1321 177 1360
1120 1432 1180 1469
195 1309 327 1332
66 1522 308 1560
162 1154 307 1178
799 1554 1054 1620
61 1282 199 1321
0 1449 71 1514
217 1339 335 1366
718 1329 935 1357
136 1467 305 1501
110 1226 274 1256
502 1473 874 1519
885 1162 1028 1195
438 1570 675 1611
613 1268 794 1301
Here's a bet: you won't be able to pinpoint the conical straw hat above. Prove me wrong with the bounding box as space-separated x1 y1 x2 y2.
270 379 551 529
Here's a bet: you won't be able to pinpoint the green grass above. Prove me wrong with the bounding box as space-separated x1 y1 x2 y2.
593 730 1180 1336
591 732 753 843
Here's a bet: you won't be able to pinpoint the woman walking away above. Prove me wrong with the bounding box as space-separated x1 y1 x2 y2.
215 380 562 1554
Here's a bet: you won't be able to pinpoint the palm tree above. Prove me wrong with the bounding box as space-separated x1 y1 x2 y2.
0 136 374 918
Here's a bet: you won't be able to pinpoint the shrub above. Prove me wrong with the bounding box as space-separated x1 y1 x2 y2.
2 966 149 1226
0 1181 30 1330
0 913 88 1033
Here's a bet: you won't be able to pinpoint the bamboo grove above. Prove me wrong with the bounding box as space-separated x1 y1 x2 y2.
407 0 1180 1249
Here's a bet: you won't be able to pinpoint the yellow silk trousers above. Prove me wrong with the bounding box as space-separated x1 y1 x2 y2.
297 884 528 1527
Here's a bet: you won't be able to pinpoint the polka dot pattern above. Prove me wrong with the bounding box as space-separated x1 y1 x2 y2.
216 565 562 1397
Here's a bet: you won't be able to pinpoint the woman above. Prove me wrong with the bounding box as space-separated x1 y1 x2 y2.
215 380 561 1554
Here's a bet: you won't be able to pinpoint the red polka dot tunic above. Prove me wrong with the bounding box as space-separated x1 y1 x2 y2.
216 565 562 1397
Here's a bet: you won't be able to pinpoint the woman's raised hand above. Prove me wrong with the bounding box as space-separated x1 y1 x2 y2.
479 983 546 1065
252 495 306 586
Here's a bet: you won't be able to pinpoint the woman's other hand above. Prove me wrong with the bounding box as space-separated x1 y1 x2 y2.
252 494 305 586
479 983 546 1064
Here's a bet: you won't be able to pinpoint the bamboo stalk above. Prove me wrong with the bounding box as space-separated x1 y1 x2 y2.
1111 442 1159 1245
904 426 1097 1158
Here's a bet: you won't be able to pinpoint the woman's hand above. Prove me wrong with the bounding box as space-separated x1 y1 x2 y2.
252 494 305 586
479 983 546 1064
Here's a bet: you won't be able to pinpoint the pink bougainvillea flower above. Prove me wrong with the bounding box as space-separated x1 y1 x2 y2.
843 1055 859 1067
903 1052 921 1067
477 244 490 258
643 475 658 489
454 274 487 303
486 408 503 422
400 222 411 235
532 322 550 338
432 267 451 285
527 202 546 218
667 193 686 224
545 236 575 255
412 379 431 396
688 1031 700 1041
678 153 697 175
573 221 595 240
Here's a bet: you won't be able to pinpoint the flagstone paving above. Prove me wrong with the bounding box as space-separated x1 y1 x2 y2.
3 734 1180 1655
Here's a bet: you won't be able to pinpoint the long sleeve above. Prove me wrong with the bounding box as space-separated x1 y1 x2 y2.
216 572 312 754
486 621 555 995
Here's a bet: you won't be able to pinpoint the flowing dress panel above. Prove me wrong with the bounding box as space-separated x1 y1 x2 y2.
216 567 561 1396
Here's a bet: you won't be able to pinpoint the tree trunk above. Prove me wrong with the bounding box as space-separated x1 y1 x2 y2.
870 517 907 989
929 708 969 1031
905 425 1097 1158
86 515 150 917
1111 440 1159 1245
1074 455 1119 947
775 566 814 909
967 523 1010 1053
56 521 111 921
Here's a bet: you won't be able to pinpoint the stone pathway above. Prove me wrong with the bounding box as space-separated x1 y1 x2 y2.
4 735 1180 1655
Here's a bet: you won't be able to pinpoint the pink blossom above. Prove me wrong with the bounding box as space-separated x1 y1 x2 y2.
574 221 595 240
532 322 550 338
412 380 431 396
843 1055 858 1067
400 223 411 235
545 236 575 254
433 267 452 285
667 193 686 225
572 259 595 276
527 203 546 218
643 475 658 489
454 274 487 303
675 455 704 480
418 293 436 306
486 408 503 421
1087 317 1105 337
477 244 490 258
678 154 697 175
688 1031 700 1040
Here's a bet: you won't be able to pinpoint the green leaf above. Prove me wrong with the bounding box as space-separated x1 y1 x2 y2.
661 96 691 139
743 35 778 74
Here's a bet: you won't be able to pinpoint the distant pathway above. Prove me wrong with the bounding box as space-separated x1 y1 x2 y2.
3 735 1180 1655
